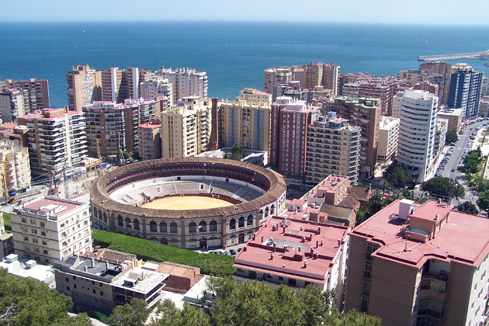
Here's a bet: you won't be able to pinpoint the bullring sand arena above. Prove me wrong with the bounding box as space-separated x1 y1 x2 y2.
141 195 234 210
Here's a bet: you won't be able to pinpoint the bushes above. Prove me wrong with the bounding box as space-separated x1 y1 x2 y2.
91 229 235 276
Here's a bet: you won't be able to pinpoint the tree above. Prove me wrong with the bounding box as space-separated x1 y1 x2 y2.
421 177 451 197
384 163 413 188
0 269 91 326
206 277 380 326
478 190 489 211
462 148 482 174
150 300 209 326
458 201 479 215
108 299 150 326
224 144 246 161
445 129 458 145
132 149 140 160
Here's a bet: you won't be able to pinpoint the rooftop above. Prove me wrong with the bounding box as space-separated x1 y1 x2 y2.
233 216 348 284
350 200 489 268
17 196 84 219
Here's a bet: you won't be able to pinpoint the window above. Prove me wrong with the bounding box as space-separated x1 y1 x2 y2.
189 222 196 233
21 218 27 223
209 220 217 232
170 222 178 234
43 250 48 254
363 260 372 278
100 291 104 296
66 286 70 291
65 277 69 282
360 296 369 312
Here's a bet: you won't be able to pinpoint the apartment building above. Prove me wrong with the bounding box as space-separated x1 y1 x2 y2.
264 63 340 101
54 255 168 315
66 65 102 112
346 199 489 326
321 97 380 178
397 90 438 183
83 99 158 157
218 99 271 153
139 75 173 108
339 73 405 116
237 88 272 106
0 89 27 122
305 113 360 185
419 62 452 105
233 215 349 307
270 97 320 180
160 98 212 158
138 119 161 160
377 116 400 162
18 108 87 178
398 68 446 101
11 196 92 264
437 108 464 132
0 78 50 111
434 118 448 158
155 67 208 105
448 63 483 118
0 139 31 195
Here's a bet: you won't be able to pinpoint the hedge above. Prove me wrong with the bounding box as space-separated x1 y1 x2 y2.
91 229 235 276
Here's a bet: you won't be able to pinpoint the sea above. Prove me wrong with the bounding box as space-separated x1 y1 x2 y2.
0 22 488 108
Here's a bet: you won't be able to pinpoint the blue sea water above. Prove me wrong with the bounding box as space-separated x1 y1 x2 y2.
0 22 488 108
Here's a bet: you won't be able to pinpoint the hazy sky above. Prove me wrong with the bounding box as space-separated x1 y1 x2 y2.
2 0 489 25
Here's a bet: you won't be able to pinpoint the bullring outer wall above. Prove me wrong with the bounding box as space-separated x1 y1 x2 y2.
90 157 287 249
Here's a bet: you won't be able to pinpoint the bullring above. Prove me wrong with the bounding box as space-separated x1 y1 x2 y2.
90 157 287 249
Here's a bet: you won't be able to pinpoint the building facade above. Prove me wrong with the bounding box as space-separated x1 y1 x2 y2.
448 63 483 118
83 99 158 157
0 139 31 194
305 113 360 185
218 99 271 153
0 78 50 112
18 108 87 178
160 98 212 159
11 197 92 264
0 89 27 122
346 199 489 326
397 90 438 183
233 215 349 307
155 67 208 105
138 119 162 161
377 116 400 162
270 97 320 180
54 255 167 315
322 97 381 178
66 65 102 112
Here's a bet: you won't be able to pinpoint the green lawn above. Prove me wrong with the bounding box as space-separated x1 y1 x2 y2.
91 228 235 276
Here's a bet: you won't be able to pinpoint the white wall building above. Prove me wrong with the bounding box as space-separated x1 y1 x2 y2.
156 67 208 106
397 90 438 183
377 116 400 162
11 197 92 264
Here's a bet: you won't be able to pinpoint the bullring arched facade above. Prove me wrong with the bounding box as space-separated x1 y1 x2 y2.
90 157 287 249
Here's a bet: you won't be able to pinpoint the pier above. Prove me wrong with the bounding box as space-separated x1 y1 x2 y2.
418 50 489 62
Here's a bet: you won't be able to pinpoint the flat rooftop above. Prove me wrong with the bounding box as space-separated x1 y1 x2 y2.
19 196 84 218
351 200 489 268
234 216 348 284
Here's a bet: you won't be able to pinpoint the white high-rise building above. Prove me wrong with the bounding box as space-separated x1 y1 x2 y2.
397 90 438 182
139 76 173 109
156 67 208 105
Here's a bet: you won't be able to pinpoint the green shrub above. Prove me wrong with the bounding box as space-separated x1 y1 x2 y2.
91 229 235 276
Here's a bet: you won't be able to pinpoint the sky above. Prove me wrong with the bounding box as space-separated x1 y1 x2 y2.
2 0 489 25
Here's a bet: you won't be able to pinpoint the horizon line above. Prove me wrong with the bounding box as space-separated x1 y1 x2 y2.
1 19 489 27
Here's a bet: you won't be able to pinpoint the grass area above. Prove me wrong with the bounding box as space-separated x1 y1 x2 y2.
2 212 11 231
91 228 235 276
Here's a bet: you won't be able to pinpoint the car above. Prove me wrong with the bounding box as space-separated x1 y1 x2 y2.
229 249 237 255
451 169 455 172
237 247 242 252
